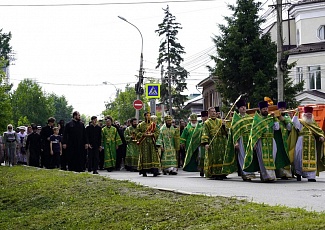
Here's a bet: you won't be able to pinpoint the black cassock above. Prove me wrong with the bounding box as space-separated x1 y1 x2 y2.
63 120 88 172
26 132 42 167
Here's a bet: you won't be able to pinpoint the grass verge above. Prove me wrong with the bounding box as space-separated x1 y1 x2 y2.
0 166 324 230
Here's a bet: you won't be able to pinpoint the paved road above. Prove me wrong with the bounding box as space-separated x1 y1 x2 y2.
99 169 325 212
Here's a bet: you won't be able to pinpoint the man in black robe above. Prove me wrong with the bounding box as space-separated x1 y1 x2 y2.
25 125 42 167
63 111 88 172
86 116 102 174
40 117 55 168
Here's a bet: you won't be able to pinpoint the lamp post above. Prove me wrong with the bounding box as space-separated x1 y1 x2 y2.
118 16 143 121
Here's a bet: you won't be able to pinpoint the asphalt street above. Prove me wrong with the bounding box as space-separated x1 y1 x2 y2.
99 169 325 212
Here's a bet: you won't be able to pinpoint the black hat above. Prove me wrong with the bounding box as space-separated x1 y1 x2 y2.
236 99 246 109
215 106 220 113
201 111 208 117
91 116 97 121
277 101 286 109
258 101 269 109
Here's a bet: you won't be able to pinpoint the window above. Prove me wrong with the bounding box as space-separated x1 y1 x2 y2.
308 66 321 90
296 67 303 84
296 29 300 46
317 25 325 40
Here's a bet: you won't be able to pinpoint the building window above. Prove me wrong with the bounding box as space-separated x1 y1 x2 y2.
296 29 300 46
308 66 321 90
317 25 325 40
296 67 303 83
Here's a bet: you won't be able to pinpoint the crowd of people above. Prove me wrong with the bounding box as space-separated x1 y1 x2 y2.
1 99 325 182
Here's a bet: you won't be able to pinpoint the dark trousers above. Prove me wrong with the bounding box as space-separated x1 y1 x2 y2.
88 147 99 172
60 149 68 170
115 144 126 170
29 150 40 167
49 152 60 169
99 149 104 170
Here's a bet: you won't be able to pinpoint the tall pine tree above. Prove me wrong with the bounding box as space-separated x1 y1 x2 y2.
209 0 302 108
156 5 188 118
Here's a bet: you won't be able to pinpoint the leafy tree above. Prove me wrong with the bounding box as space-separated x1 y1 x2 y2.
11 79 54 126
103 85 147 123
0 28 12 66
0 58 13 132
209 0 302 108
48 93 74 123
155 5 188 119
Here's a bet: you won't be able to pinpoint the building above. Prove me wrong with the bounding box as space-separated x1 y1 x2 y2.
266 0 325 104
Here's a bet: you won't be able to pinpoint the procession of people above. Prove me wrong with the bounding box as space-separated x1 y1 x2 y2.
1 99 325 183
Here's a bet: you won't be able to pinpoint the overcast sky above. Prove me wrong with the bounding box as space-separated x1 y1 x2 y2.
0 0 276 118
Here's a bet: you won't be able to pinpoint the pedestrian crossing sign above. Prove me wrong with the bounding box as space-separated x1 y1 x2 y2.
145 83 160 99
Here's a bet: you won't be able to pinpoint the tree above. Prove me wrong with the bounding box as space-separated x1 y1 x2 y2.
209 0 303 108
0 28 12 66
11 79 54 126
48 93 74 122
0 58 13 132
103 85 147 123
155 5 188 119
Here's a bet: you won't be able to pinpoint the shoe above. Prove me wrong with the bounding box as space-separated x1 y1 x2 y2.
93 171 99 174
296 175 301 181
281 176 289 180
107 169 112 172
221 175 228 179
200 172 204 177
163 171 167 175
142 173 147 177
170 171 178 175
153 172 159 177
308 179 316 182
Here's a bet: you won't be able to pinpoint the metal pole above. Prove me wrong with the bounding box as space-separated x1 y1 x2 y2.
118 16 144 121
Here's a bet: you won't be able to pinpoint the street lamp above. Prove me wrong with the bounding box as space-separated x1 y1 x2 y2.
118 16 144 121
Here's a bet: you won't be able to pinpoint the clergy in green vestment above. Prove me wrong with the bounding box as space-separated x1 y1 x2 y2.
181 113 202 172
222 99 255 181
124 117 139 172
156 115 180 175
274 101 292 179
136 112 160 177
101 116 122 171
243 101 280 182
201 107 228 179
291 106 325 182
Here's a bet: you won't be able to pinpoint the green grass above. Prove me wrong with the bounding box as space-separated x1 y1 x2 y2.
0 166 324 230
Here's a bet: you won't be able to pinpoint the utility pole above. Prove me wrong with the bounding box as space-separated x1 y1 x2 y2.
161 65 165 120
276 0 284 101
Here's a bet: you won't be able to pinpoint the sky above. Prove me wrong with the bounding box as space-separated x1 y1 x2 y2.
0 0 277 118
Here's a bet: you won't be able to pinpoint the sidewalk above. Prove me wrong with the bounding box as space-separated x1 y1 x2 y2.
99 168 325 212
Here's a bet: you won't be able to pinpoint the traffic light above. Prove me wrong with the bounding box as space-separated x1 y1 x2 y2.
135 82 144 95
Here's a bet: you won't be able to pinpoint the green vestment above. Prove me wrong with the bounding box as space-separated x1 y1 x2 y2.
101 126 122 169
273 116 291 169
244 112 276 172
181 123 203 172
222 112 253 174
136 121 160 171
201 118 228 178
156 124 180 170
124 126 140 169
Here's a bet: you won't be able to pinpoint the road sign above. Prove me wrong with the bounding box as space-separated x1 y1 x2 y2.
133 99 143 110
145 84 160 99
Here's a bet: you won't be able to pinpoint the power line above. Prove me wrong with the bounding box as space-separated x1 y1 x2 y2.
0 0 219 7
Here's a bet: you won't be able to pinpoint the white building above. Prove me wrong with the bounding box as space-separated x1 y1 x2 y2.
266 0 325 104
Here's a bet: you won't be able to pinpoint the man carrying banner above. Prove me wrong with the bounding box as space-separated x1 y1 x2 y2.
201 107 228 179
222 99 255 181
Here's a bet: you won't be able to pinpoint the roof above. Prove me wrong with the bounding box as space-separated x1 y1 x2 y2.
183 95 203 107
296 90 325 99
288 42 325 55
196 75 217 87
